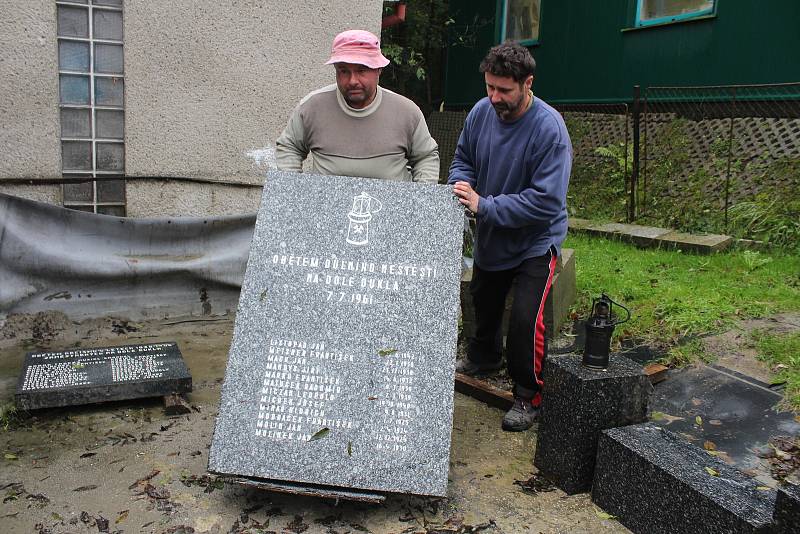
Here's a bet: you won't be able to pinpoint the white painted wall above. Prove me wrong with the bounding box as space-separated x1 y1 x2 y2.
0 1 383 216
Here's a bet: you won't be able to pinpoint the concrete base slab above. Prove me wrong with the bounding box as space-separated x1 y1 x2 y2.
594 222 672 247
656 230 733 254
568 219 733 254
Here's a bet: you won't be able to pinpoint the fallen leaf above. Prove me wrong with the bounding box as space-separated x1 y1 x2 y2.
128 469 160 489
309 427 330 441
377 348 398 357
705 467 719 477
695 416 703 426
347 442 352 456
4 453 18 460
73 485 98 492
756 486 771 491
704 440 717 451
595 509 616 520
650 412 683 424
115 510 128 524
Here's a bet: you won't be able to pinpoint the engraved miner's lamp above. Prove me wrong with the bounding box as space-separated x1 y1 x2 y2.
582 293 630 370
346 192 382 246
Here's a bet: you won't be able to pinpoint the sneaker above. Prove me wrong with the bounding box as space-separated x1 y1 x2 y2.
455 357 503 376
502 397 540 432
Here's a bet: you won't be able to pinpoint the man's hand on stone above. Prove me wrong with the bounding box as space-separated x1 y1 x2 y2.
452 181 480 214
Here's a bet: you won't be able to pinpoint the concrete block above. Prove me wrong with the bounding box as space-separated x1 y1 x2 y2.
592 423 777 534
593 223 672 247
567 217 595 232
533 354 651 494
656 231 733 254
459 248 576 342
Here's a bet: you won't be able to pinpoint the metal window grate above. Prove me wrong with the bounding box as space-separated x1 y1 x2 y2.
57 0 126 216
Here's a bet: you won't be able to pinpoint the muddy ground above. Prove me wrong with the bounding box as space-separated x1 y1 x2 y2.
0 313 626 534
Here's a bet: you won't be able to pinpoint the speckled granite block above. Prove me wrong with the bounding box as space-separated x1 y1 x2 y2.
15 343 191 410
533 354 651 494
208 171 464 497
592 423 777 534
774 483 800 533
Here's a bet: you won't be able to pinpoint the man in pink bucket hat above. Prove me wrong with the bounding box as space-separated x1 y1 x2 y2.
276 30 439 183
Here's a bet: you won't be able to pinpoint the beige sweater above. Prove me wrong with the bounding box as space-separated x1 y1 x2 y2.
275 85 440 183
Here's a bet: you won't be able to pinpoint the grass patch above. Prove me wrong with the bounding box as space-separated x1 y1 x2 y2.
564 234 800 352
0 402 21 431
665 339 714 367
750 330 800 409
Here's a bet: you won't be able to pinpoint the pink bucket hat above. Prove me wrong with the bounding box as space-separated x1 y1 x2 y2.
325 30 390 69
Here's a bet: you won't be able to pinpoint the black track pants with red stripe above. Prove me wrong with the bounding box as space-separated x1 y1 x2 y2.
467 247 557 407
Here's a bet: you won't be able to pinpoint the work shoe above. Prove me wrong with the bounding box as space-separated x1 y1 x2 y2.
455 357 503 376
502 397 540 432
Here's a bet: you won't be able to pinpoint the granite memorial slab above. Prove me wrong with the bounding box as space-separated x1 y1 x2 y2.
774 483 800 533
649 363 800 478
533 354 651 494
592 423 777 534
15 342 191 410
208 171 464 498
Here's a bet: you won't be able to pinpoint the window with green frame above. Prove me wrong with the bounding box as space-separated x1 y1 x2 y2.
636 0 716 27
500 0 541 45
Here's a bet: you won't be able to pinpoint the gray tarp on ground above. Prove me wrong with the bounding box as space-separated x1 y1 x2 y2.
0 193 254 319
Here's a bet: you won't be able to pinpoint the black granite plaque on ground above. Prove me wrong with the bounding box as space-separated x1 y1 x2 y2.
592 423 777 534
208 171 463 498
533 354 651 494
774 483 800 534
15 342 192 410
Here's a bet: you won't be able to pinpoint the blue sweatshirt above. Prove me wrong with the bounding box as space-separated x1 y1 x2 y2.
448 96 571 270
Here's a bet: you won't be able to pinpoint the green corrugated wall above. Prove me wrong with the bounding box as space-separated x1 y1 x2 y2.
445 0 800 107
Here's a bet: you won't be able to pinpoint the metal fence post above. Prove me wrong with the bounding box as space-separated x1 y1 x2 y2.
724 86 738 231
630 85 641 222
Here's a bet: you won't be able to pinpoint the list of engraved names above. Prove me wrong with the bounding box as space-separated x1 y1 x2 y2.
255 338 419 455
20 344 173 391
256 338 351 442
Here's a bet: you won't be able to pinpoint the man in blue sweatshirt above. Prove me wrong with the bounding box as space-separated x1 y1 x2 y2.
449 42 571 431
